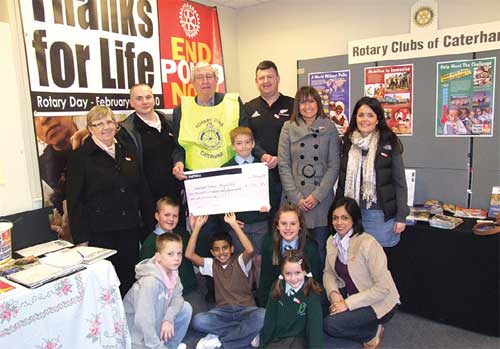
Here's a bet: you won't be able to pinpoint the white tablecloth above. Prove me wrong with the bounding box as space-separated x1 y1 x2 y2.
0 260 131 348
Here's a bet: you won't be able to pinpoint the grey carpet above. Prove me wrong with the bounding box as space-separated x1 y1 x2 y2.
182 285 499 349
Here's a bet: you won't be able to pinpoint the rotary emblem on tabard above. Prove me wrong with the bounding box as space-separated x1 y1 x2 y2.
199 123 222 150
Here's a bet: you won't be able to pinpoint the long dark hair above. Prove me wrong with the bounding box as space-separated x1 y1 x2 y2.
290 86 328 125
271 250 322 300
328 197 364 237
271 204 310 265
344 97 402 151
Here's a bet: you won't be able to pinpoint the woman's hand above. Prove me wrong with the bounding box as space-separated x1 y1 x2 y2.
393 222 406 234
298 198 311 212
330 299 348 314
303 194 319 210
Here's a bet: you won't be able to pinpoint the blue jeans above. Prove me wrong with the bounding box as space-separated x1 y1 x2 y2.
361 209 399 247
323 305 396 343
166 301 193 349
309 226 330 266
192 305 266 348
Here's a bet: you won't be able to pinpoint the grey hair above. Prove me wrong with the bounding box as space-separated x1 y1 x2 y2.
191 62 219 82
86 106 116 128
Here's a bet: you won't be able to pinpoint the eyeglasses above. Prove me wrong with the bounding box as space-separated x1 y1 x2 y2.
194 74 215 81
91 120 115 129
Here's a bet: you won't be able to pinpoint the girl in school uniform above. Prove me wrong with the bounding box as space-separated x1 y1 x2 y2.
257 204 322 307
261 250 323 348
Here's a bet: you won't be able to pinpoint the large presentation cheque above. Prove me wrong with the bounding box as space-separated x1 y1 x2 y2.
184 163 270 215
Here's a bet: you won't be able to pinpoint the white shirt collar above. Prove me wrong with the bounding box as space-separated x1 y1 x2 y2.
137 112 161 132
234 155 254 165
285 281 304 296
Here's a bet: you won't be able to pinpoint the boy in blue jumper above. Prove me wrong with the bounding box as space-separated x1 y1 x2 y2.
222 126 273 285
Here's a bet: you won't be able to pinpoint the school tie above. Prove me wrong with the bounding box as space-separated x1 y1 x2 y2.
284 244 293 251
243 161 249 164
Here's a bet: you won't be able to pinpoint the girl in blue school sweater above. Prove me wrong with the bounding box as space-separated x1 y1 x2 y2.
260 250 323 349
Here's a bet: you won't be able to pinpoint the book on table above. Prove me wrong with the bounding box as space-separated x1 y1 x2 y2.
7 263 85 289
40 246 117 267
6 246 116 288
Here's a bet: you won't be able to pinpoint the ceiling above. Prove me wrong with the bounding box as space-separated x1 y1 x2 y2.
203 0 275 9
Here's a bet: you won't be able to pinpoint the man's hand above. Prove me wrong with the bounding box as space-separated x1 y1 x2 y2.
172 162 187 180
261 154 278 169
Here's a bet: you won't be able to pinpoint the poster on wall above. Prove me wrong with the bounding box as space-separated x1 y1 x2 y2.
20 0 225 210
308 70 350 134
158 1 225 109
364 64 413 136
435 57 495 137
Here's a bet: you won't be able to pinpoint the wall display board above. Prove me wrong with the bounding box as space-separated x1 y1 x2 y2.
19 0 225 209
297 50 499 210
364 64 414 136
436 57 495 137
308 70 350 134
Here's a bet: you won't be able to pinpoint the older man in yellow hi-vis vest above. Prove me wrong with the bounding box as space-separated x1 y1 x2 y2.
171 62 263 303
174 62 252 177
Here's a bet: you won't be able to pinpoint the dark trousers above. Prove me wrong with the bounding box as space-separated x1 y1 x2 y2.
89 227 140 297
266 336 306 348
323 304 396 343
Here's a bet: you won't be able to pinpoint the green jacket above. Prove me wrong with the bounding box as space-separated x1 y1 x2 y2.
257 234 322 307
261 279 323 349
139 226 197 294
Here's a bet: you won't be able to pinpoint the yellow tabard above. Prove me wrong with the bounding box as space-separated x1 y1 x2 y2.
178 93 240 170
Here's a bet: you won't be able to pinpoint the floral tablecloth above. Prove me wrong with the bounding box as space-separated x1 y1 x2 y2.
0 260 131 348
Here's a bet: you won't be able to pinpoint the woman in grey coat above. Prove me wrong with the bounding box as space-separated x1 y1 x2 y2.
278 86 340 264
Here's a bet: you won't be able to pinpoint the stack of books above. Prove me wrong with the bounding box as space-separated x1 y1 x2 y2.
429 214 464 229
7 246 116 289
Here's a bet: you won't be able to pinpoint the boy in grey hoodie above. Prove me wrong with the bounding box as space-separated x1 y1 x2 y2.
124 233 192 349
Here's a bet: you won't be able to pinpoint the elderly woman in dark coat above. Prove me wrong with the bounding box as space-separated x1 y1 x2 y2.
66 106 154 295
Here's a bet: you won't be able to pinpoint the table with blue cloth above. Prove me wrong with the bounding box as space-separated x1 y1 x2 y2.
388 218 499 337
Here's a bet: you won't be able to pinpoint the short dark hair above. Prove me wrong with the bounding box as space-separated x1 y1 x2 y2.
210 231 233 249
328 197 364 236
256 60 279 75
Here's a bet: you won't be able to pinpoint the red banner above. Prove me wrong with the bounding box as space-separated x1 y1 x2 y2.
158 0 226 109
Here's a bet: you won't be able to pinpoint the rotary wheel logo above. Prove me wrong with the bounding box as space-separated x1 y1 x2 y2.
179 3 200 38
199 124 222 150
414 6 434 27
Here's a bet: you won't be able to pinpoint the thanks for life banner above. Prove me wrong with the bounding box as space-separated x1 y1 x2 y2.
436 57 495 137
364 64 414 136
20 0 225 116
20 0 224 209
